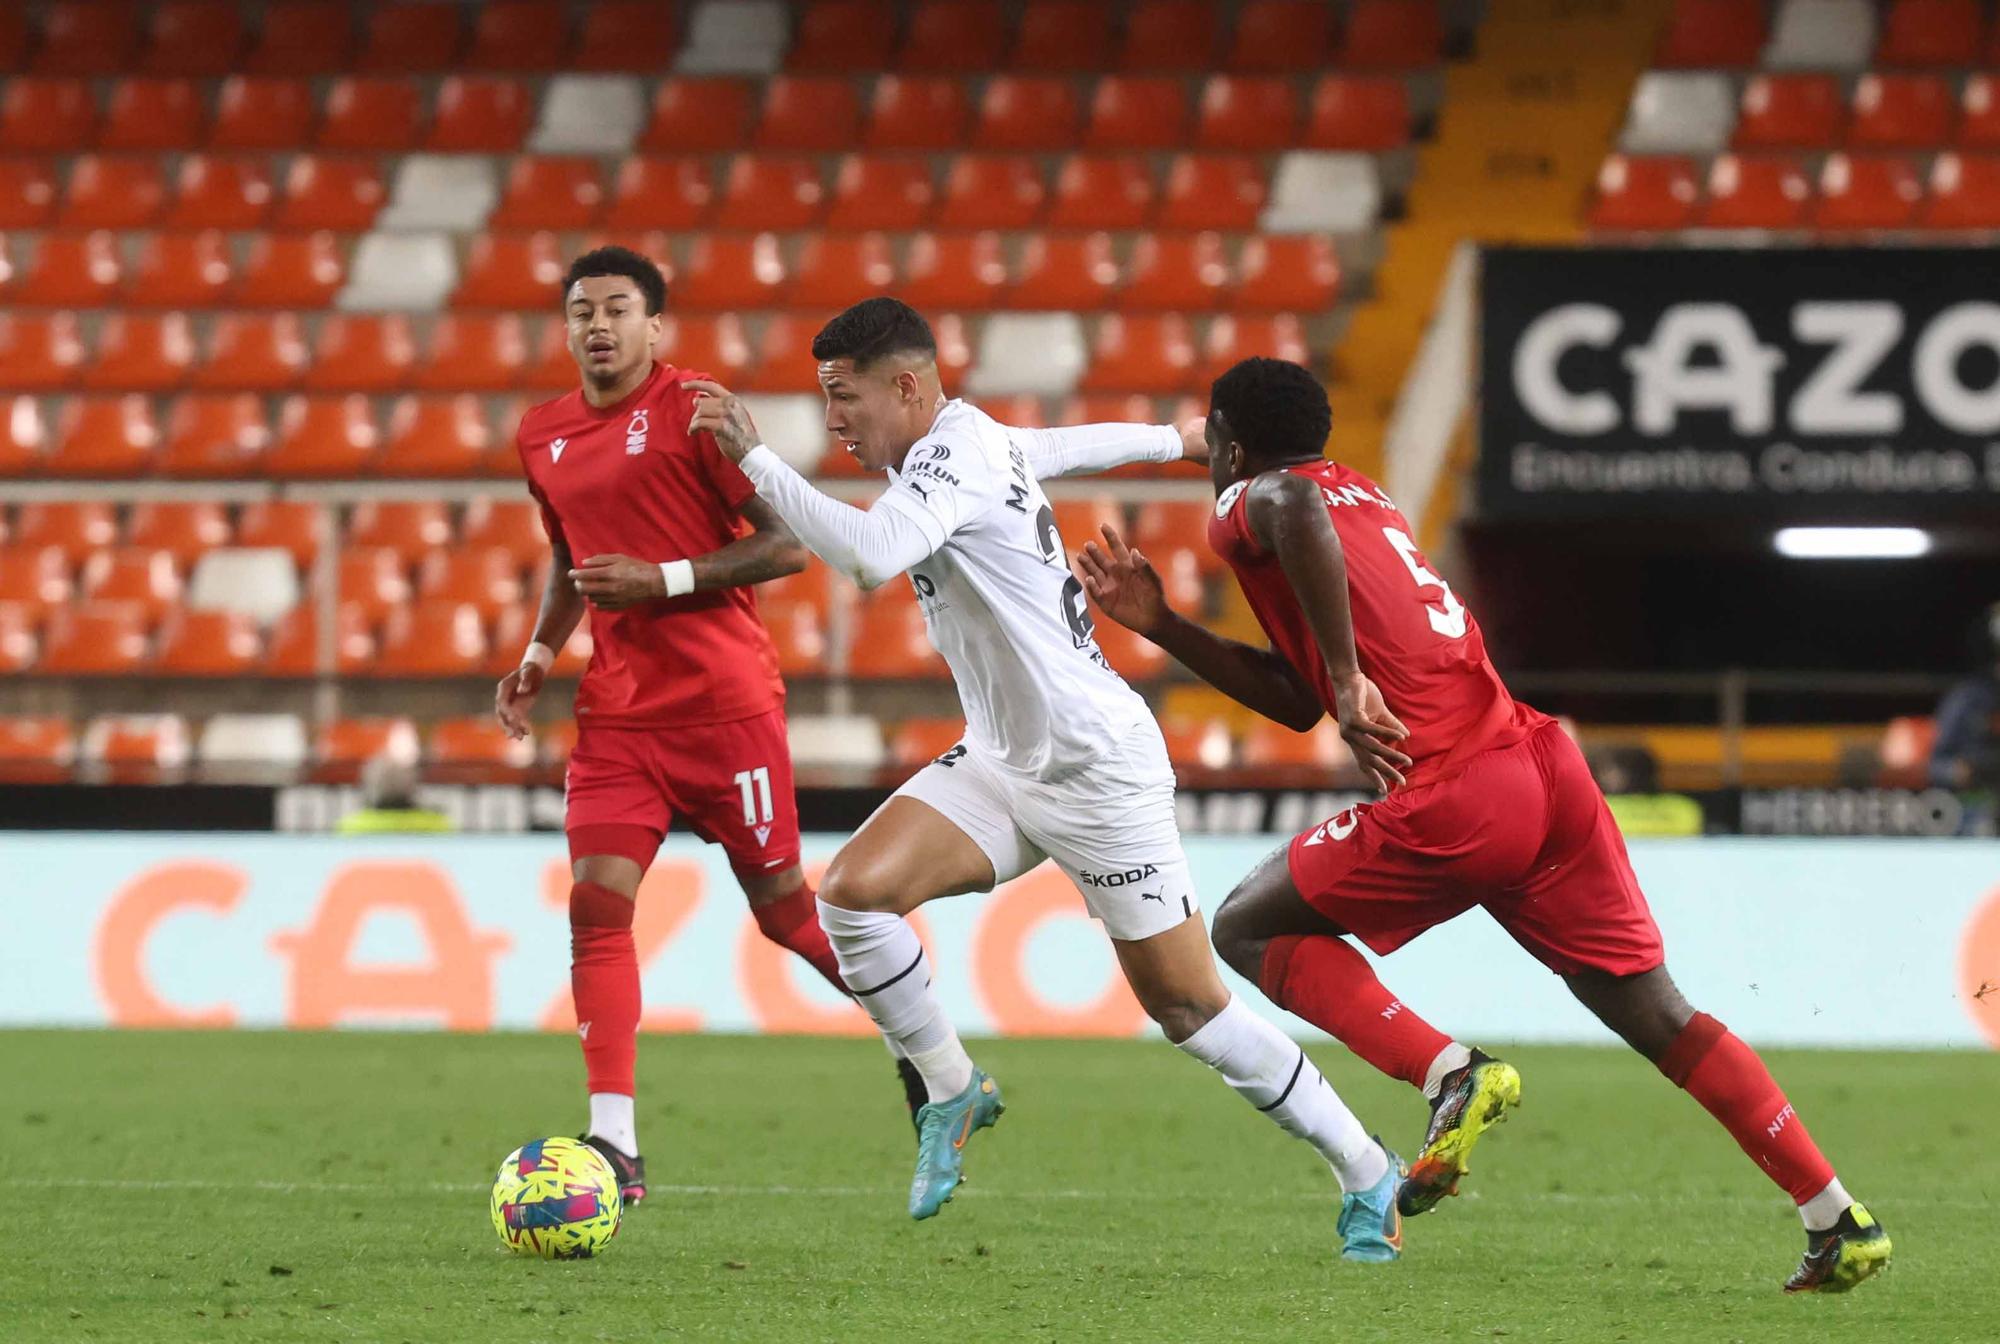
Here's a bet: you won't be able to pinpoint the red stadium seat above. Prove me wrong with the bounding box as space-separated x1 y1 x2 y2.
1849 75 1956 151
129 231 233 309
166 154 276 230
1734 74 1844 151
336 549 415 627
0 717 75 781
1120 233 1229 312
0 397 50 473
899 0 1008 70
101 77 203 150
246 1 357 75
456 232 565 309
154 608 262 676
194 313 310 390
49 395 158 476
1228 0 1334 71
1588 155 1699 232
673 233 788 310
157 394 270 477
787 0 898 72
319 76 422 151
827 155 936 230
1080 314 1197 393
375 602 489 677
1305 76 1410 150
34 2 141 75
461 498 549 570
0 162 59 229
15 232 123 308
864 76 970 151
1196 76 1299 151
847 592 946 678
429 716 534 778
1012 0 1113 70
275 156 386 231
1051 497 1123 551
523 318 581 389
936 156 1047 229
126 500 231 569
745 313 835 393
754 76 861 152
42 604 152 676
61 155 167 228
1234 235 1341 312
234 232 345 307
1118 1 1220 70
714 156 825 230
314 717 420 777
0 9 23 73
428 76 534 151
1009 233 1119 310
265 603 376 677
1878 0 1985 68
495 156 609 230
379 395 496 477
467 0 572 70
83 313 196 391
643 77 755 152
1699 154 1812 230
1084 76 1189 152
608 155 721 230
901 231 1008 309
788 233 896 309
0 545 73 616
83 714 195 783
302 315 417 392
575 0 680 71
348 500 451 567
413 315 528 392
235 499 327 567
0 314 86 389
141 1 245 76
1198 313 1306 385
1060 392 1160 430
1340 0 1445 69
265 395 381 476
1922 153 2000 229
1656 0 1765 66
1963 76 2000 150
889 717 966 766
1091 615 1167 681
417 547 523 618
0 78 96 152
1131 500 1219 570
1159 717 1234 770
1813 154 1924 232
975 76 1081 151
1158 154 1267 230
356 2 465 72
1048 155 1156 229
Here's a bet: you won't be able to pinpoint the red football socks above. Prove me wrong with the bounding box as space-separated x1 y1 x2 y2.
751 882 848 994
1260 934 1453 1090
1657 1011 1836 1204
570 881 640 1097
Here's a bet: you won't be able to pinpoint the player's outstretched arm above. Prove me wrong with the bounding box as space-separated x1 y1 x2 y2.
567 497 809 610
497 532 585 739
1078 524 1324 731
1011 418 1206 480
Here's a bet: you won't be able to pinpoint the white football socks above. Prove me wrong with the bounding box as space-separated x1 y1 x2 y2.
818 900 974 1101
1422 1042 1473 1101
1800 1177 1853 1231
1177 996 1387 1192
587 1092 637 1158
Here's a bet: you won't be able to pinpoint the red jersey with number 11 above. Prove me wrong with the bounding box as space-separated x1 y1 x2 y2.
1207 459 1548 788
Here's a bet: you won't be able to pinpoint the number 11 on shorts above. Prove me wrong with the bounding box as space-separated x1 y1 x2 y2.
733 766 774 828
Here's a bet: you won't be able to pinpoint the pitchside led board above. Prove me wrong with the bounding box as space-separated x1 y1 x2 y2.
1478 247 2000 520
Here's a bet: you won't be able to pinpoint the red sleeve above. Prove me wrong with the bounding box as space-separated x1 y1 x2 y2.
516 420 568 551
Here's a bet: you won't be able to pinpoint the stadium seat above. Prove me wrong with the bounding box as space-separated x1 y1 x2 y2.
1118 0 1221 70
0 716 75 782
752 76 860 151
357 2 465 71
889 717 966 767
0 314 86 389
1699 154 1813 230
0 546 74 617
467 0 572 70
788 233 896 309
413 315 527 393
1051 497 1124 551
523 318 581 389
1199 313 1306 386
1159 154 1267 230
745 313 836 393
235 232 345 308
83 313 197 391
1120 233 1229 312
430 715 536 778
319 76 423 151
1588 155 1700 232
265 602 375 676
0 607 39 672
1196 76 1301 151
375 602 489 677
1234 234 1341 312
461 498 549 570
100 77 203 150
154 608 261 676
607 155 719 229
0 162 59 229
846 592 946 678
936 156 1047 229
313 716 421 779
1877 0 1983 67
1084 76 1190 152
126 500 230 570
1131 500 1221 571
866 76 971 151
901 231 1008 309
1080 314 1197 393
0 78 96 152
1764 0 1876 70
676 0 788 75
194 313 310 391
1922 153 2000 228
128 232 232 309
1009 233 1120 310
197 712 309 781
827 155 936 230
245 1 354 74
41 602 152 676
17 501 117 565
15 232 123 308
302 315 418 392
0 397 50 473
787 713 886 770
1092 615 1169 680
61 156 168 229
1734 75 1844 151
275 156 387 231
494 156 608 229
0 9 22 72
454 232 561 310
166 154 276 230
142 0 245 76
1228 0 1334 71
231 502 324 572
1849 75 1956 151
428 76 535 151
1962 76 2000 150
265 394 381 475
210 76 315 149
714 155 826 230
575 0 680 70
639 77 753 154
335 546 415 626
1621 73 1736 155
49 395 158 475
417 547 523 620
81 547 183 622
530 73 648 153
1813 154 1924 231
182 547 298 628
975 76 1081 151
157 394 269 477
348 500 453 567
786 0 897 72
379 395 495 476
672 233 787 310
1012 0 1112 70
1049 155 1156 229
900 0 1008 69
1241 718 1349 772
80 715 190 784
1339 0 1445 69
34 2 140 75
1159 717 1234 770
1657 0 1765 66
1305 75 1410 150
966 313 1087 397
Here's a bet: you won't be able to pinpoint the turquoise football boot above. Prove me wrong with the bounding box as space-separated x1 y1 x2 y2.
908 1069 1004 1220
1337 1140 1407 1263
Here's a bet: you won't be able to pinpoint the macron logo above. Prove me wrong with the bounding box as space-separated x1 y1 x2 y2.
577 1020 591 1040
550 437 567 463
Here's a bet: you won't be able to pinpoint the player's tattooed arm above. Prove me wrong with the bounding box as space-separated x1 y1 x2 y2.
693 494 810 590
1245 474 1413 792
497 532 585 738
1077 524 1323 732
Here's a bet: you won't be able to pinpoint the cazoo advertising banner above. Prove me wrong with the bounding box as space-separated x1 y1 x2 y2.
1479 247 2000 519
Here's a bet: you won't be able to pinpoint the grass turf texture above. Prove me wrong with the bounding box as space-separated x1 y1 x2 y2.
6 1032 1996 1343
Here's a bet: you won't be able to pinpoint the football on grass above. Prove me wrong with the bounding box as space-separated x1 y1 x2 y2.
490 1136 622 1260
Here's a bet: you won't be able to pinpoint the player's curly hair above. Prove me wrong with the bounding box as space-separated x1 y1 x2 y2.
1210 357 1331 464
561 246 667 315
811 297 937 370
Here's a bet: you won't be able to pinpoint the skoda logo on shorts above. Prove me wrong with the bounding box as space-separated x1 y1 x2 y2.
1078 863 1160 888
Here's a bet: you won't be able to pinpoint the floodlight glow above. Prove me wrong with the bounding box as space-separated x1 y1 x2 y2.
1772 527 1932 559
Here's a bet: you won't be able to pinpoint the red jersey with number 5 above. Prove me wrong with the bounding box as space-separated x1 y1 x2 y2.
1207 460 1548 787
516 362 783 728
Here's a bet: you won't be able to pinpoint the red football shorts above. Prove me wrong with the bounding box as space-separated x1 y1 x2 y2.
1286 720 1664 977
563 708 802 877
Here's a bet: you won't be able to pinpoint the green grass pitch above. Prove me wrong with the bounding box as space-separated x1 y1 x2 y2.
6 1031 1997 1343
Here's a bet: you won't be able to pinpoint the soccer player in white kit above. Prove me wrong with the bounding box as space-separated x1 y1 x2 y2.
686 299 1404 1261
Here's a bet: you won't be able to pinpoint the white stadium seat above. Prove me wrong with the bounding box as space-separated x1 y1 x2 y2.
965 314 1087 397
376 156 499 232
1259 152 1381 235
675 1 790 76
1621 72 1738 155
337 232 459 311
529 76 648 155
1764 0 1877 70
187 548 301 625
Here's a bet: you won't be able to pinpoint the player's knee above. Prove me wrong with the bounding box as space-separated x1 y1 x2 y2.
1208 895 1266 984
1147 994 1225 1044
818 853 902 914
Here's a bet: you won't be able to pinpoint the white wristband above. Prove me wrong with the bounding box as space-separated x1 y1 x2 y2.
522 642 556 672
660 558 695 598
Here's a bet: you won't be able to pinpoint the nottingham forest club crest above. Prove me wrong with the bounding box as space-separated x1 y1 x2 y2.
625 409 649 455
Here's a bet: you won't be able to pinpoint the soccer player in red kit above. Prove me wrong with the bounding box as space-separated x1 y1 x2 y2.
1077 358 1891 1293
494 247 920 1204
